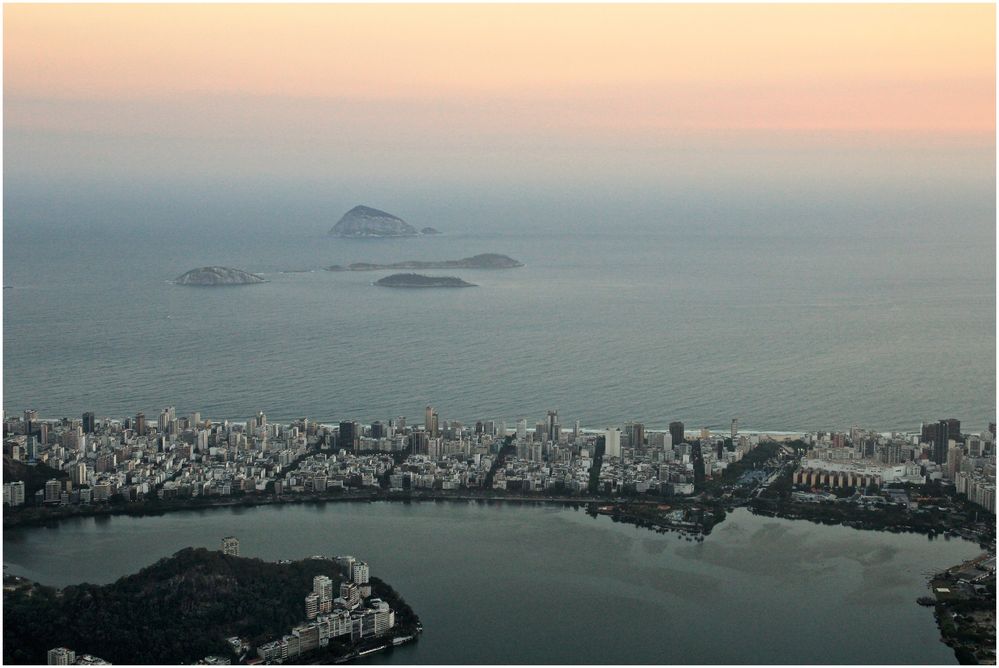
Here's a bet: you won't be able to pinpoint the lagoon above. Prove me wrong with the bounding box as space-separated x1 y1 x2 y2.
2 503 980 664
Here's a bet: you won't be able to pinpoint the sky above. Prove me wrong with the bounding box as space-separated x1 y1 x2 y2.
3 4 996 235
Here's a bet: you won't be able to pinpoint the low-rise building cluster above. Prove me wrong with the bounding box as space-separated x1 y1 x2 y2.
791 421 996 513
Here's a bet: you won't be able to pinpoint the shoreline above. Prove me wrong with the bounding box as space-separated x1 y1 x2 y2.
12 413 970 438
2 491 623 530
925 553 997 665
4 488 991 548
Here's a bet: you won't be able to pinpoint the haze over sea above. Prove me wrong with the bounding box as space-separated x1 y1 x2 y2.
3 183 994 433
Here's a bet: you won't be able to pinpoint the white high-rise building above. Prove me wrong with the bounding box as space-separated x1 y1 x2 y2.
516 419 528 440
351 561 370 585
604 428 622 459
314 575 334 613
47 648 75 665
546 410 559 443
72 462 88 486
314 575 333 599
3 481 25 506
305 593 319 619
428 438 443 461
337 555 356 577
221 536 240 556
340 581 360 608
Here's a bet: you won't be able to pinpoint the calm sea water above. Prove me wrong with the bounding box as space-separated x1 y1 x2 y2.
2 504 980 664
3 220 994 432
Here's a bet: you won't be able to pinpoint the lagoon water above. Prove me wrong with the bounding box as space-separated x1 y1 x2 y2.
2 503 980 664
2 214 995 432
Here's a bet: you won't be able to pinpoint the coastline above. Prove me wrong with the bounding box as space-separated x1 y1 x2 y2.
5 487 992 548
20 414 949 439
2 490 609 530
924 553 996 665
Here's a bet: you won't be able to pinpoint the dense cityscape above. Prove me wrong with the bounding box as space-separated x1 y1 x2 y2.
3 407 995 516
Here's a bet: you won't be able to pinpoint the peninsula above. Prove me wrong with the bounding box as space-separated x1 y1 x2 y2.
329 206 421 238
174 267 266 286
326 253 522 272
374 274 476 288
3 545 420 665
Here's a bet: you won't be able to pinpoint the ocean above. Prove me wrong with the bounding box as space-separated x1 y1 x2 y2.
3 199 995 432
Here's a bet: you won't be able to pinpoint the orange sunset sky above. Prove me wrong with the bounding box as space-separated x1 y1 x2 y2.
3 4 995 198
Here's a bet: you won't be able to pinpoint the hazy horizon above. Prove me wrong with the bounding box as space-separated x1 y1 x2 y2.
4 4 995 244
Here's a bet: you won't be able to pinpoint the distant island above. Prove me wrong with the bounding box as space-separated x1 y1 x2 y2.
174 267 266 286
329 205 430 238
3 546 420 665
374 273 476 288
327 253 523 272
420 227 440 235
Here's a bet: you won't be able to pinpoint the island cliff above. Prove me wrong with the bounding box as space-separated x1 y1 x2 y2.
327 253 522 272
329 206 420 238
375 273 476 288
174 267 266 286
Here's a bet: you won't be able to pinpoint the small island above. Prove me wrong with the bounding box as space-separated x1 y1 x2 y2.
420 227 441 235
174 267 266 286
329 205 422 238
327 253 522 272
374 273 476 288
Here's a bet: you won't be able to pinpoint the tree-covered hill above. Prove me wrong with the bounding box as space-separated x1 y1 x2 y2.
4 547 344 664
3 455 68 498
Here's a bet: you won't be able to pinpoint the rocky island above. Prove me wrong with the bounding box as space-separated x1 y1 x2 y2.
420 227 440 235
326 253 523 272
174 267 266 286
329 206 424 238
374 273 476 288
